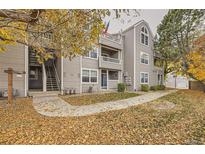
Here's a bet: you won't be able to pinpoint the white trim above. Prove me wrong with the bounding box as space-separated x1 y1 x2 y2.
81 68 98 84
24 45 28 97
80 56 82 93
100 69 108 90
140 26 149 47
61 56 64 95
42 63 47 92
106 69 109 90
100 56 121 64
140 72 149 84
140 52 149 65
133 26 136 90
83 56 98 61
83 48 98 60
122 20 154 38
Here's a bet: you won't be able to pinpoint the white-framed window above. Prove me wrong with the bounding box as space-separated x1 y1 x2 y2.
91 70 97 83
140 72 149 84
85 48 98 59
82 68 98 83
141 26 149 46
82 70 90 83
140 52 149 65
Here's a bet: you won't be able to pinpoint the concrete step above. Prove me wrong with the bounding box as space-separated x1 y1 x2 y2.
28 91 60 97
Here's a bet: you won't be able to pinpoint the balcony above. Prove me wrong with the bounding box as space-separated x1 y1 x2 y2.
99 56 122 70
100 33 122 50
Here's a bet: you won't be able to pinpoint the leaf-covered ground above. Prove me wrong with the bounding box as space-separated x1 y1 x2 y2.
0 90 205 144
61 92 139 105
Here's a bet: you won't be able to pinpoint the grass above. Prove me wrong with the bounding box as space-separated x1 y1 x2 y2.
0 90 205 144
60 92 139 105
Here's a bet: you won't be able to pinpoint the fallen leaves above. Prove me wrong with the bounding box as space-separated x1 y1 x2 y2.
61 92 139 106
0 90 205 144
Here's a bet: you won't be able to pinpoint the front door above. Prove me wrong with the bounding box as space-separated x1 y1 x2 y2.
101 70 107 89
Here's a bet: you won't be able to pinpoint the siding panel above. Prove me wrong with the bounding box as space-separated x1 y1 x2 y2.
0 44 25 96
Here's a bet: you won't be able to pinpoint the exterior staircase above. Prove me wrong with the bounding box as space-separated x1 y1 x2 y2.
45 65 60 91
29 48 41 66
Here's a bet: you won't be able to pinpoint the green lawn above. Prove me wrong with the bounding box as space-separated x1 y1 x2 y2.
0 90 205 144
60 92 139 105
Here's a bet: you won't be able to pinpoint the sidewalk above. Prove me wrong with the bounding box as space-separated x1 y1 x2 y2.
32 90 177 117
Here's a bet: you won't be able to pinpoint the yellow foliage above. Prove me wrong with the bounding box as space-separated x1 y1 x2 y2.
186 35 205 83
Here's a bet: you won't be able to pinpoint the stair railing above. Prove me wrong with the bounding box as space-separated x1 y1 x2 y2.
52 60 60 91
47 65 53 91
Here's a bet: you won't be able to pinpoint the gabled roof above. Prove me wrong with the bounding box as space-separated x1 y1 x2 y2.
122 20 154 38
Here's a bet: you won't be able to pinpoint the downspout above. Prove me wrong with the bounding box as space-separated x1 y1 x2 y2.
133 26 136 91
24 45 28 97
80 56 82 93
61 56 64 95
42 63 47 92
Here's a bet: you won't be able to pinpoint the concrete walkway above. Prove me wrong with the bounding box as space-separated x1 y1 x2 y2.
32 90 177 117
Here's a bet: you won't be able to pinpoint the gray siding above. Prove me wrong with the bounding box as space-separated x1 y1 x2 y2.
63 57 81 93
82 57 99 69
82 57 100 92
108 80 118 90
99 56 122 70
82 84 100 93
0 44 26 97
123 28 134 91
99 37 122 50
123 21 164 91
135 22 155 90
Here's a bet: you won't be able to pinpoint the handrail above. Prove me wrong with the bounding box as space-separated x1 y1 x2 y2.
52 60 60 90
101 33 121 43
47 65 53 91
100 56 120 64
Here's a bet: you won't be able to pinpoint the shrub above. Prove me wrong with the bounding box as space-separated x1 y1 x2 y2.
141 84 149 92
157 85 166 90
150 86 158 91
118 83 126 92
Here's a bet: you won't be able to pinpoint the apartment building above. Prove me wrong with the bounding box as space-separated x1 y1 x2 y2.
0 20 163 97
123 20 163 91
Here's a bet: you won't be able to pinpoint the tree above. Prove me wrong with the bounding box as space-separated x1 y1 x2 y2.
0 9 139 63
155 9 205 77
186 34 205 84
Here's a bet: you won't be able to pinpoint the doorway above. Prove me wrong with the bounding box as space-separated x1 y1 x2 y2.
101 70 107 89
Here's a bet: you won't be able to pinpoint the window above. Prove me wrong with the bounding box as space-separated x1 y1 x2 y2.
85 48 98 59
109 71 118 80
140 52 149 64
82 69 98 83
141 27 149 46
91 70 97 82
140 72 149 84
82 70 89 83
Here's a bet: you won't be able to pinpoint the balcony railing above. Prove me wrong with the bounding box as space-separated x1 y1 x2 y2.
99 56 122 70
102 56 120 64
101 33 121 43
